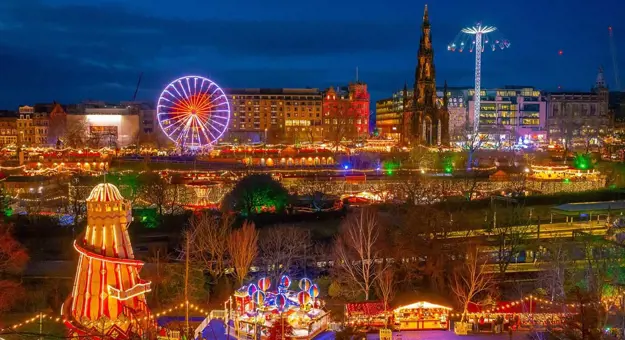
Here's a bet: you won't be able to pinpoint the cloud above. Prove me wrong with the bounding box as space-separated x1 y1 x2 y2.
0 0 435 108
0 0 615 109
0 2 419 59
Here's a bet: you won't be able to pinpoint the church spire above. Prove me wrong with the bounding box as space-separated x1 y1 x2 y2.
596 66 606 89
415 2 436 109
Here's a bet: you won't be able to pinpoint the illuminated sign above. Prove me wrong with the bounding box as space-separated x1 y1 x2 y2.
85 115 122 125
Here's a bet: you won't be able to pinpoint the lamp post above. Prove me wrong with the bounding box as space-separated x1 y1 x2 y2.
38 312 43 340
226 296 232 339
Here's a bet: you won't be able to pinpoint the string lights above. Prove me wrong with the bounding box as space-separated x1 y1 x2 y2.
0 301 211 335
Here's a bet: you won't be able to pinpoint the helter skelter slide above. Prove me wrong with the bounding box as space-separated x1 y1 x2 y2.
63 183 152 339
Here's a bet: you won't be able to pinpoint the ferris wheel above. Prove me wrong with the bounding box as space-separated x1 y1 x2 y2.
157 75 230 148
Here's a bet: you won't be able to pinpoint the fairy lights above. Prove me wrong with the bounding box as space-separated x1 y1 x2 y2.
0 300 211 336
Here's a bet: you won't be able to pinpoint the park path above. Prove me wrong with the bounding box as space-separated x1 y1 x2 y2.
366 330 527 340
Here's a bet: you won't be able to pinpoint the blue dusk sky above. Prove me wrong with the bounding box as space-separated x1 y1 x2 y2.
0 0 624 109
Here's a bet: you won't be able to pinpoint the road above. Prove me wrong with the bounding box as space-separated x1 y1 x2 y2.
196 321 531 340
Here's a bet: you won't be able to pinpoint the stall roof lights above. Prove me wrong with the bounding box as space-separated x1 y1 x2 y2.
393 301 452 312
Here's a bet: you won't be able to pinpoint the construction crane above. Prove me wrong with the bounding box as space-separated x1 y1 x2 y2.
609 26 621 91
132 72 143 102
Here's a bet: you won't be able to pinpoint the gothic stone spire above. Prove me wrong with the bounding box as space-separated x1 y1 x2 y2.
596 66 606 89
415 4 437 109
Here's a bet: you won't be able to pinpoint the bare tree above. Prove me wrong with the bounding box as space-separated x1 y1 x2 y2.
375 266 395 311
538 235 570 301
581 112 605 154
407 145 435 168
462 170 481 202
451 245 493 322
389 205 463 293
188 212 232 279
487 208 532 274
228 221 259 285
144 248 170 308
291 178 335 197
258 225 311 284
578 234 625 301
558 102 581 163
63 119 88 148
139 173 168 216
392 175 441 205
327 105 351 151
166 183 188 215
463 129 484 170
508 173 529 196
334 208 388 300
307 126 316 144
68 180 91 226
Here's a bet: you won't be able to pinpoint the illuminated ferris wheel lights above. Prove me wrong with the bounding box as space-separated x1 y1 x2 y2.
157 75 231 148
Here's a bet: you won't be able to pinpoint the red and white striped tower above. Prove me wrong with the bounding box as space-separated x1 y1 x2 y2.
64 183 151 339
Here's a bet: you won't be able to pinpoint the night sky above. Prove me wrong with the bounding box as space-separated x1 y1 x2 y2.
1 0 624 110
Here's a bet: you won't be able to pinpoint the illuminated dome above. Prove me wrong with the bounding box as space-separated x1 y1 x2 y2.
86 183 124 202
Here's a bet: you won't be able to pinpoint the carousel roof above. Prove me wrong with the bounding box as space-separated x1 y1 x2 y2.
87 183 124 202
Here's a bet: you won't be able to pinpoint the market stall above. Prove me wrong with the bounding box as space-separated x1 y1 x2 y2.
393 301 451 330
462 299 570 332
231 276 330 340
345 301 389 329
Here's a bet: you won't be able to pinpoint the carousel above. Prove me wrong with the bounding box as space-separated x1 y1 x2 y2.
231 276 330 340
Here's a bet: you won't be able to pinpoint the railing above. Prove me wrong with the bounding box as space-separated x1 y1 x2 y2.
328 322 342 332
157 330 181 339
108 281 152 300
210 310 226 320
194 309 226 339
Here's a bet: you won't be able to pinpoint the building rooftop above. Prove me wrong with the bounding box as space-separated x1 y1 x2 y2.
547 91 599 96
5 175 53 183
0 110 18 118
502 85 536 89
225 88 320 95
